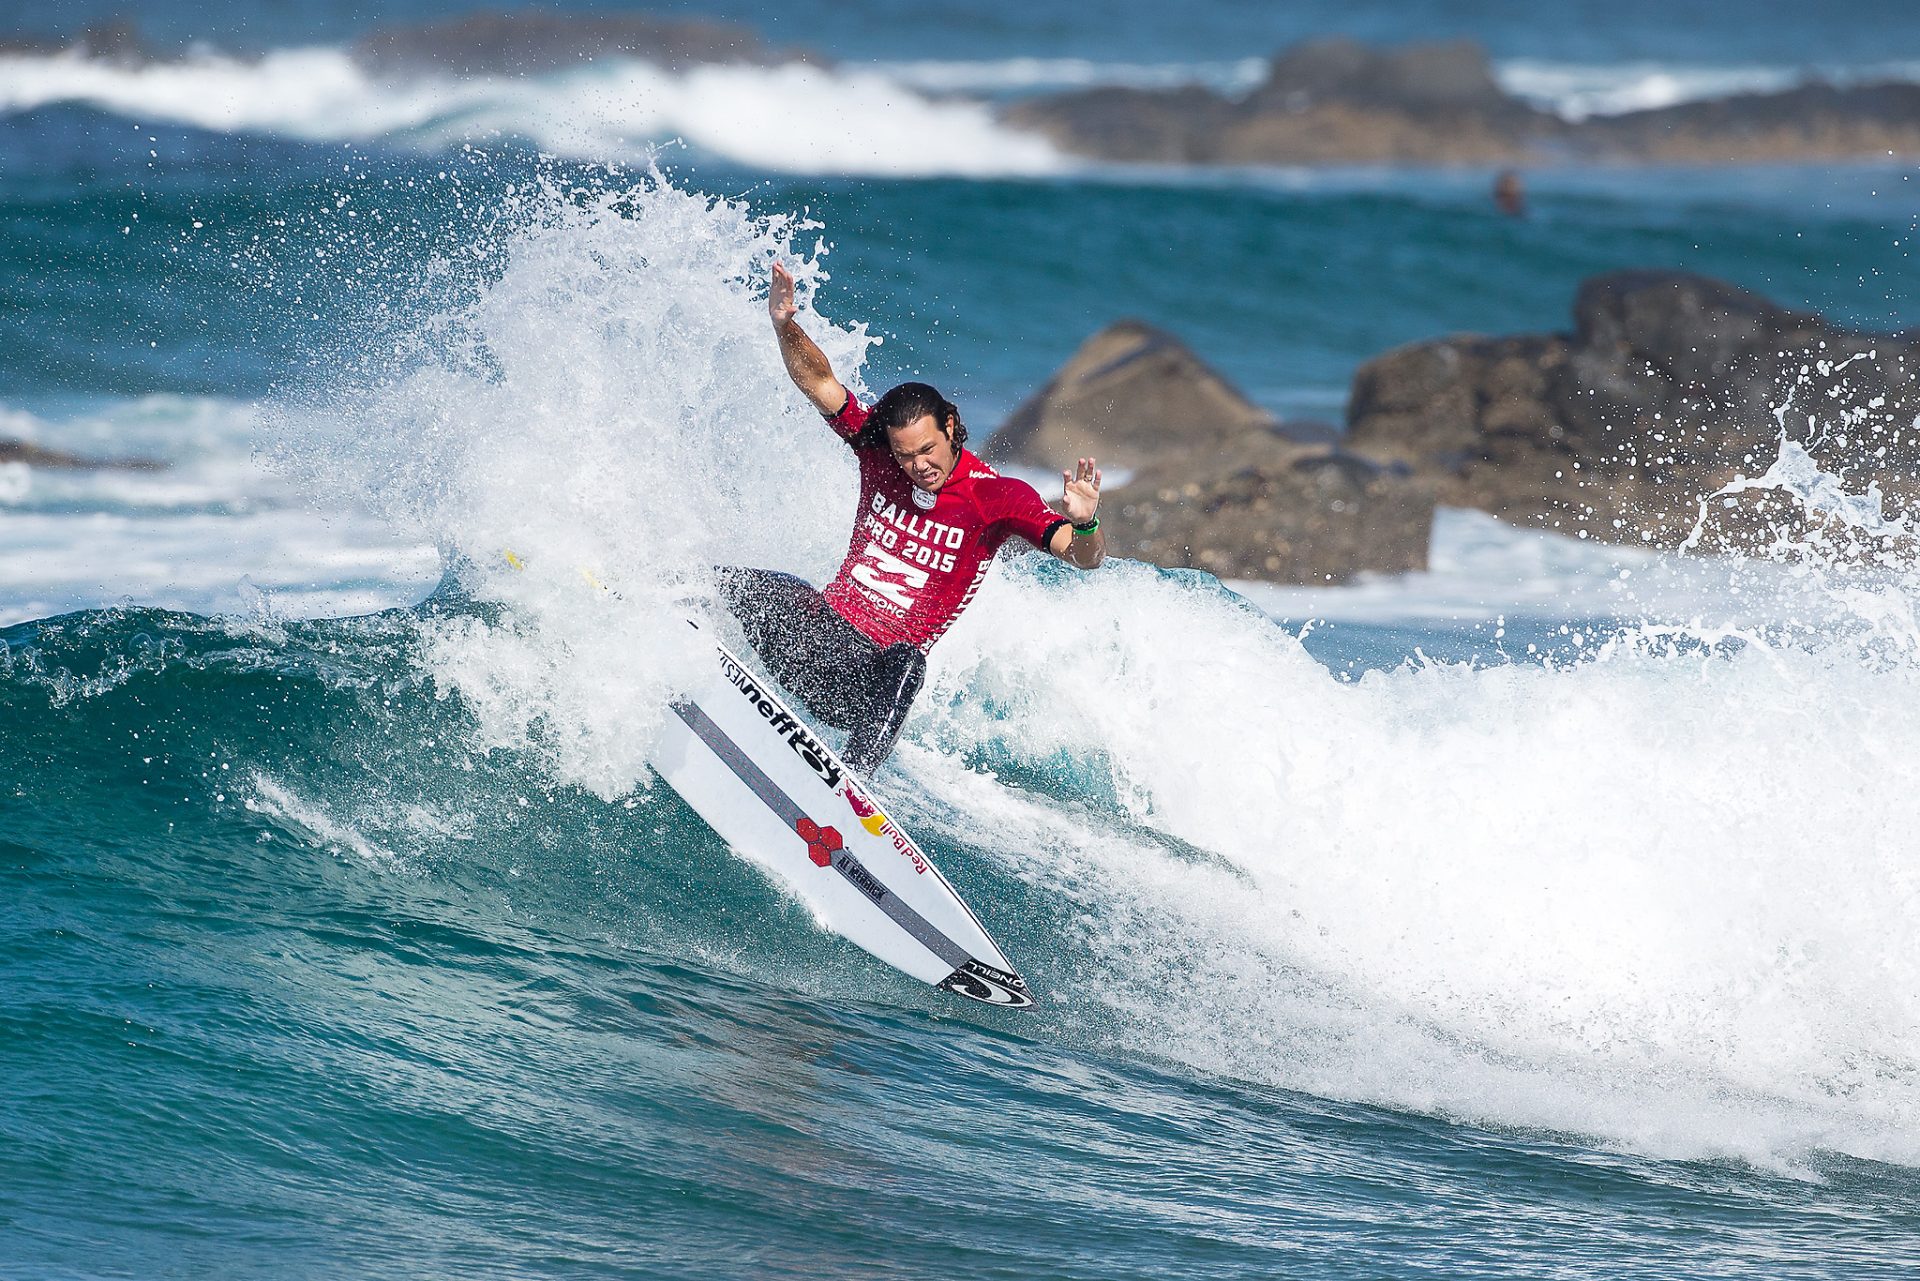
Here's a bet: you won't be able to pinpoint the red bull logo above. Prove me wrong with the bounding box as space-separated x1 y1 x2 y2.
841 783 890 837
842 783 928 876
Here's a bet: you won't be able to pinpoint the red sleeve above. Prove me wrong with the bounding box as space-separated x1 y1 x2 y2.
823 391 870 444
980 477 1069 552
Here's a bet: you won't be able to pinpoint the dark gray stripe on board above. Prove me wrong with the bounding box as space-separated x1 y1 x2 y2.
672 700 804 827
671 701 971 969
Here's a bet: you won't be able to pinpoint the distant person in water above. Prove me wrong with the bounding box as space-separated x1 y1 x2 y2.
716 261 1106 774
1494 169 1527 218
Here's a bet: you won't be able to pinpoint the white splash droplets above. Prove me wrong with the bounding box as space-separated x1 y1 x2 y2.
269 169 876 799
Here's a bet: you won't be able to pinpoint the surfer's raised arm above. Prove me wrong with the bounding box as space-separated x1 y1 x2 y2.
768 261 848 417
1047 456 1106 570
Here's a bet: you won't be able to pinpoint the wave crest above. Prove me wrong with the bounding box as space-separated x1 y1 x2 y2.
0 46 1068 176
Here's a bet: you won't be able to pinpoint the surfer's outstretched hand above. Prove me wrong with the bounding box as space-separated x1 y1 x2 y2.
769 261 798 327
1062 456 1101 524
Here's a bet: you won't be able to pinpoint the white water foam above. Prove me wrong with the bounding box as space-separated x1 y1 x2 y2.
1233 506 1845 629
0 396 438 626
244 773 400 865
0 47 1067 176
911 541 1920 1169
266 169 879 798
258 168 1920 1168
944 417 1920 1168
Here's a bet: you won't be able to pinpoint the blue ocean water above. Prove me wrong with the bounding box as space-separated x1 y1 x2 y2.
4 2 1920 1277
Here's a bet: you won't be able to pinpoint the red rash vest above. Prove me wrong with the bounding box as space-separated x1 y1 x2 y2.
820 393 1068 652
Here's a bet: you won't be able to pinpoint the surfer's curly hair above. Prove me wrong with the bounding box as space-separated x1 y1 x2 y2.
853 381 968 452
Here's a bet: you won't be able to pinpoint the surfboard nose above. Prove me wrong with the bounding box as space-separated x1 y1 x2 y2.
939 960 1036 1008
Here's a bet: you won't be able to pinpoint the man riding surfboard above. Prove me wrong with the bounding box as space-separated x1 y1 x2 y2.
717 261 1106 774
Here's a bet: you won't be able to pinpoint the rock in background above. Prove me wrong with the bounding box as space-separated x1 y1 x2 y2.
1343 270 1920 552
351 10 812 76
1113 447 1434 582
990 274 1920 582
0 439 164 469
1006 37 1920 167
990 321 1435 583
1003 37 1550 165
992 319 1280 470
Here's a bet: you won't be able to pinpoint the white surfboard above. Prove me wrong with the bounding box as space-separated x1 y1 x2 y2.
651 618 1035 1009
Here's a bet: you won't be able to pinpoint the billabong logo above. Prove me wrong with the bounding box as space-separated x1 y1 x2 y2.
851 543 928 610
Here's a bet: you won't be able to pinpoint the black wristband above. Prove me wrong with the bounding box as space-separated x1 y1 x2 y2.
1071 516 1100 534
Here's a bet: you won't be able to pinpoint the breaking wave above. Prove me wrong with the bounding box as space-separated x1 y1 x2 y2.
222 167 1920 1168
1499 56 1920 120
0 46 1067 176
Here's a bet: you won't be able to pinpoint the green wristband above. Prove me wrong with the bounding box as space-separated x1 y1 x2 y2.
1071 517 1099 535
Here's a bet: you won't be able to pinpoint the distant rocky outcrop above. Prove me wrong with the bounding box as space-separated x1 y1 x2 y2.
1006 36 1920 167
1577 81 1920 166
990 321 1434 583
0 439 165 470
350 9 812 77
0 19 156 65
1343 270 1920 549
1113 444 1434 582
0 11 799 75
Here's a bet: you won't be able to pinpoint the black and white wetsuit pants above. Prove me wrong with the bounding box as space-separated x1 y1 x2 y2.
715 567 927 776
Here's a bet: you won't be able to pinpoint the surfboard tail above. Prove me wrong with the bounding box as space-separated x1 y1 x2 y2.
938 959 1035 1009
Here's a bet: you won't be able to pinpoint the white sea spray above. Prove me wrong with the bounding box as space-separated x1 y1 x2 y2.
907 400 1920 1168
268 170 877 799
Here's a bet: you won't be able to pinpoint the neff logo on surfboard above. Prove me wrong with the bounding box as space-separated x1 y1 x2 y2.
720 654 843 789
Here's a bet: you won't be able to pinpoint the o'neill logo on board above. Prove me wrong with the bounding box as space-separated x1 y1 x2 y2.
720 653 843 789
842 782 928 876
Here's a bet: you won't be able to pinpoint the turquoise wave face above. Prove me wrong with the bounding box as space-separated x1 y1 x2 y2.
5 603 1919 1279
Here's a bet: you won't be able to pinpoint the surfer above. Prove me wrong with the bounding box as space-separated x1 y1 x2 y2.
717 261 1106 775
